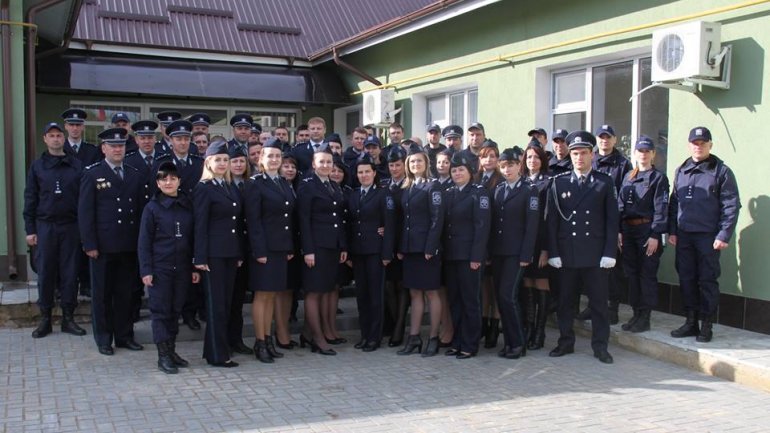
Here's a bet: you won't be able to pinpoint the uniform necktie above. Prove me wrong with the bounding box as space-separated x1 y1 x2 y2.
237 181 244 191
361 188 367 200
482 174 490 184
114 166 123 180
579 175 586 188
72 144 79 154
504 185 512 200
145 155 153 167
323 180 334 194
178 159 187 169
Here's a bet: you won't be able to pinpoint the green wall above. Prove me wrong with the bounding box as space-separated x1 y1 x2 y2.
340 0 770 300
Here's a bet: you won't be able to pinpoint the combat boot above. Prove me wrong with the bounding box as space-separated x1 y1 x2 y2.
168 338 189 367
629 309 651 333
696 315 713 343
32 308 53 338
61 307 87 336
670 311 699 338
157 342 179 374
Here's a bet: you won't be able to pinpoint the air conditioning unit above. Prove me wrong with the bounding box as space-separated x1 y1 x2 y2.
362 88 395 125
652 21 722 82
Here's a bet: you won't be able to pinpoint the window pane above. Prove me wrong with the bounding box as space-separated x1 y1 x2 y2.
72 104 141 125
346 110 360 132
592 61 633 157
427 96 445 125
554 71 586 107
554 112 586 132
468 90 478 124
639 57 670 172
450 93 464 126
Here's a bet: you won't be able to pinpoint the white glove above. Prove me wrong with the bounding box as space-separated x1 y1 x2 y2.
547 257 562 269
599 257 616 268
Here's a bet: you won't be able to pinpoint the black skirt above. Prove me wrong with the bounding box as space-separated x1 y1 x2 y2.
250 251 290 292
402 253 441 290
523 250 550 279
302 247 340 293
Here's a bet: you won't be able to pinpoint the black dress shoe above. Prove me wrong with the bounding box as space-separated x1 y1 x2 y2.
183 317 201 330
387 338 402 348
231 341 254 355
210 360 239 368
116 340 144 351
275 339 298 350
354 339 367 349
310 341 337 355
445 348 460 356
594 350 614 364
505 346 526 359
362 341 380 352
456 351 475 359
325 337 348 345
497 346 510 358
98 346 114 356
548 345 574 357
575 307 591 321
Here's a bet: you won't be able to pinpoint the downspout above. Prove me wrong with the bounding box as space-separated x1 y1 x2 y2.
333 47 382 86
1 0 18 279
36 0 82 60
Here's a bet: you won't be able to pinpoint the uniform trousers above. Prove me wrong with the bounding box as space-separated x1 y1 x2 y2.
181 281 203 321
445 260 482 354
493 256 526 349
90 252 138 347
352 254 385 343
557 266 610 353
203 257 238 364
148 266 190 344
35 221 80 310
675 231 721 316
621 223 662 311
228 262 248 345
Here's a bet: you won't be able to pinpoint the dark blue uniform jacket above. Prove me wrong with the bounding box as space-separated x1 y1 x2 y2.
137 192 194 276
442 183 491 262
24 152 82 233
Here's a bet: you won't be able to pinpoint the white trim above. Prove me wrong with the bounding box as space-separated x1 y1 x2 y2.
67 42 313 68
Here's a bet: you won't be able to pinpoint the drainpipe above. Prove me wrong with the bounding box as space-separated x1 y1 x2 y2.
1 0 18 279
36 0 82 60
332 47 382 86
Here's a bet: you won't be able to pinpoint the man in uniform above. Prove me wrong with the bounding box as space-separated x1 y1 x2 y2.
291 117 327 175
126 120 160 206
155 111 182 156
112 112 137 153
79 128 144 355
547 130 618 364
424 123 446 178
343 127 368 170
61 108 101 167
442 125 464 152
273 126 291 145
668 127 740 342
548 128 572 175
227 114 253 152
528 127 548 147
24 122 87 338
188 112 211 155
363 135 389 181
153 120 205 329
458 122 485 169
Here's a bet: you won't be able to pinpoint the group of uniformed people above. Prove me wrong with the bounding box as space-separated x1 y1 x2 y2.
23 105 740 371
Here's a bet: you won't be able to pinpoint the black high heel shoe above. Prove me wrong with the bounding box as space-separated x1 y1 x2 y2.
325 337 348 345
310 340 337 356
276 339 298 350
397 335 423 355
299 334 312 349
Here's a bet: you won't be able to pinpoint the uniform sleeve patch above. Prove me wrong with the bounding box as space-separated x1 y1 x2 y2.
432 191 442 205
480 196 490 209
386 196 395 210
529 196 539 211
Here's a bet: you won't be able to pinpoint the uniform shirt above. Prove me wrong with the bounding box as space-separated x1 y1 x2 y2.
23 152 82 234
399 178 445 256
290 142 314 176
243 173 296 259
489 179 539 261
65 139 101 167
618 168 670 239
346 184 395 259
125 150 157 205
297 174 348 254
154 139 172 156
547 170 619 268
151 152 204 196
549 154 572 175
192 179 244 263
442 183 491 262
78 160 143 253
592 148 632 194
137 191 194 276
668 155 740 242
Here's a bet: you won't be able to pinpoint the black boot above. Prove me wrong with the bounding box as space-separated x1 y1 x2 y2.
575 307 591 321
621 308 640 331
485 318 500 349
608 300 620 325
61 307 87 336
480 317 489 342
422 336 439 357
528 290 548 350
671 311 699 338
630 309 651 333
696 315 713 342
397 334 423 355
265 336 284 359
169 338 189 367
32 308 53 339
157 342 179 374
254 339 274 363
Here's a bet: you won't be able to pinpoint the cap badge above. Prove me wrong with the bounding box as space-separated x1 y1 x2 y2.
696 128 703 135
114 133 120 139
602 124 608 129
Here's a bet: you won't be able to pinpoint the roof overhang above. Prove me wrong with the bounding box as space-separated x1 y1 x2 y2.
37 53 350 105
309 0 501 64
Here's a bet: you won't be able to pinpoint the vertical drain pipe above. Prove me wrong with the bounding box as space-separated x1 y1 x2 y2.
2 0 19 279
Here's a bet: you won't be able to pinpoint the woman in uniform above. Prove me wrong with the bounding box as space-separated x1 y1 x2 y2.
382 147 408 348
244 138 296 363
397 149 445 357
619 136 669 333
434 149 454 347
475 141 504 348
442 153 491 359
138 162 197 374
296 149 348 355
520 144 552 350
227 146 253 356
347 155 395 351
490 147 539 359
193 141 244 368
276 154 301 347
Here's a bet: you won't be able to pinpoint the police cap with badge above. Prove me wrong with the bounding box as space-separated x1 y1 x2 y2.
157 111 182 127
189 113 211 127
98 128 128 145
427 123 441 134
61 108 87 124
528 127 547 138
688 126 712 142
230 114 254 128
112 112 130 125
635 135 655 151
387 146 407 163
565 130 596 149
165 120 193 137
43 122 64 134
442 125 463 139
552 128 569 141
364 135 381 148
450 151 476 175
131 120 158 136
499 146 524 163
205 139 229 157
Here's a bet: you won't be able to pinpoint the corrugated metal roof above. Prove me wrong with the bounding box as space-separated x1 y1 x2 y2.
72 0 440 60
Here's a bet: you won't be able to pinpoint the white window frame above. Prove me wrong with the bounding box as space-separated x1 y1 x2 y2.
412 84 478 147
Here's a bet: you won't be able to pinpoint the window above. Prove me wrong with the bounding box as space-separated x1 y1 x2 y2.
71 103 141 144
427 88 478 142
551 57 670 171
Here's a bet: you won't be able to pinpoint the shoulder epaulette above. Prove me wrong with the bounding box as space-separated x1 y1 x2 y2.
126 150 138 157
85 161 101 170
